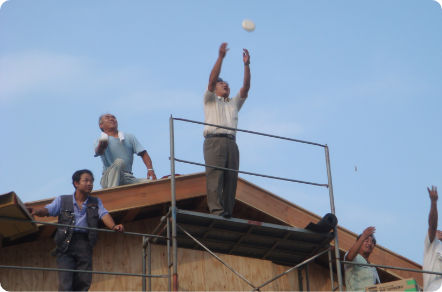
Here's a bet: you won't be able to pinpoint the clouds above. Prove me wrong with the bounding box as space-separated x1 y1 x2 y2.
0 52 90 103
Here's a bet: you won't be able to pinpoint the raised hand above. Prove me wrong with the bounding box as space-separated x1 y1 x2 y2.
429 186 438 202
361 226 376 240
219 43 229 58
243 49 250 64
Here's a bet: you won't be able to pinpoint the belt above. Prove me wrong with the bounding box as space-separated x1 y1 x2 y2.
205 134 236 141
124 171 133 175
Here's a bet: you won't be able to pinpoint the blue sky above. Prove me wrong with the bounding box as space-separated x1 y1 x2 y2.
1 0 441 266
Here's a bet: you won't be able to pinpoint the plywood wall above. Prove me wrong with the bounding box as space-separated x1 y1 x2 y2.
0 217 339 291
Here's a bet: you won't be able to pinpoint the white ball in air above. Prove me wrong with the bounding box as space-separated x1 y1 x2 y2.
242 19 255 32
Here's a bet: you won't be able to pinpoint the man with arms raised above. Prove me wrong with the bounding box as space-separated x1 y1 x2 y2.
424 186 442 291
344 226 380 291
27 169 124 291
94 113 157 189
203 43 250 218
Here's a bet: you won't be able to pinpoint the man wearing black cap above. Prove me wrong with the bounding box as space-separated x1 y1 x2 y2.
203 42 251 218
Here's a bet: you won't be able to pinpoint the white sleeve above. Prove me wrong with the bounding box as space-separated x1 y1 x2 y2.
233 90 247 111
203 88 217 104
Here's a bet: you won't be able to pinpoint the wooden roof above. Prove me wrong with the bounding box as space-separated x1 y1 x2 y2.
16 172 424 286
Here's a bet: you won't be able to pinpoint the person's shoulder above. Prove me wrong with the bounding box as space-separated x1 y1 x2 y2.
204 88 217 102
124 132 136 139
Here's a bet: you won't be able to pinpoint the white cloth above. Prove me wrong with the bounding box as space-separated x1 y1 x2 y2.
344 252 380 291
101 131 125 142
203 88 247 137
423 233 442 291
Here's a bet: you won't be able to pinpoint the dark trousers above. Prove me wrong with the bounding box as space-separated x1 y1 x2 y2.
203 136 239 215
57 233 93 291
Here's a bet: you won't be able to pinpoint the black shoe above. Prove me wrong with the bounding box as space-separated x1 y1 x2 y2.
219 212 232 218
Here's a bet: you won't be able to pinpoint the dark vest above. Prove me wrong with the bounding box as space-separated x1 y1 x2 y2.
53 195 100 253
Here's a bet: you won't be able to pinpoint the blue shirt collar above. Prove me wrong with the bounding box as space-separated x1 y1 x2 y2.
72 192 89 207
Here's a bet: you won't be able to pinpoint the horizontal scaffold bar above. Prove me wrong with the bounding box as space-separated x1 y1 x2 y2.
0 216 168 240
341 261 442 276
0 265 169 278
173 117 326 147
174 158 328 187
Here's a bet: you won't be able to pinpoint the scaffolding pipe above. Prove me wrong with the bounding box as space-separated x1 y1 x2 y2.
172 118 326 147
142 236 146 292
167 216 171 291
328 248 335 291
169 116 178 291
251 247 333 292
0 216 167 240
0 265 169 278
148 242 152 291
173 158 328 187
341 261 442 276
177 224 257 289
325 146 344 292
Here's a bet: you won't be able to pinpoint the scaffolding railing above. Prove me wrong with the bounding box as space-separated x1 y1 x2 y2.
162 116 344 291
341 261 442 277
0 216 170 282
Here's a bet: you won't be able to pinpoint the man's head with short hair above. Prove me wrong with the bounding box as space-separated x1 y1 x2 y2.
98 113 118 133
72 169 94 189
357 233 376 259
357 233 377 246
215 77 230 99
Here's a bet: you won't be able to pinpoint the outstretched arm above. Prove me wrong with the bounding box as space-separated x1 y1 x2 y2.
208 43 229 92
240 49 251 99
95 140 109 156
346 226 376 261
26 207 49 217
140 151 157 180
428 186 438 243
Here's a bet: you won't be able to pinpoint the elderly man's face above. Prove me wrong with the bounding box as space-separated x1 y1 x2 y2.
99 114 118 131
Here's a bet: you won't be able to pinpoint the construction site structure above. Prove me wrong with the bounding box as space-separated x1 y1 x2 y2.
0 117 424 291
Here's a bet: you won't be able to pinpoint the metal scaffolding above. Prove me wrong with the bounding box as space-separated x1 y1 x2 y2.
145 116 345 291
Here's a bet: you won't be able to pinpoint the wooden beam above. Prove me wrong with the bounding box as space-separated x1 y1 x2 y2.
121 207 143 223
25 173 207 223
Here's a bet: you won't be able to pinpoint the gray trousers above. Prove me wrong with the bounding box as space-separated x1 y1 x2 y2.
100 158 149 189
57 233 92 291
203 137 239 215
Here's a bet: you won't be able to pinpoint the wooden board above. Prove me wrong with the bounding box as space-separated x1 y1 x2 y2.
0 191 38 239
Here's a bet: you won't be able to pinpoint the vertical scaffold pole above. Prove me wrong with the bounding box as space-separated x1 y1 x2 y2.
148 242 152 291
328 248 335 291
169 116 178 291
167 216 171 291
142 236 146 292
325 145 343 292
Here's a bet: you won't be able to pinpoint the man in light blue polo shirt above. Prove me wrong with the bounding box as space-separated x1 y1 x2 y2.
94 113 157 189
27 169 124 291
